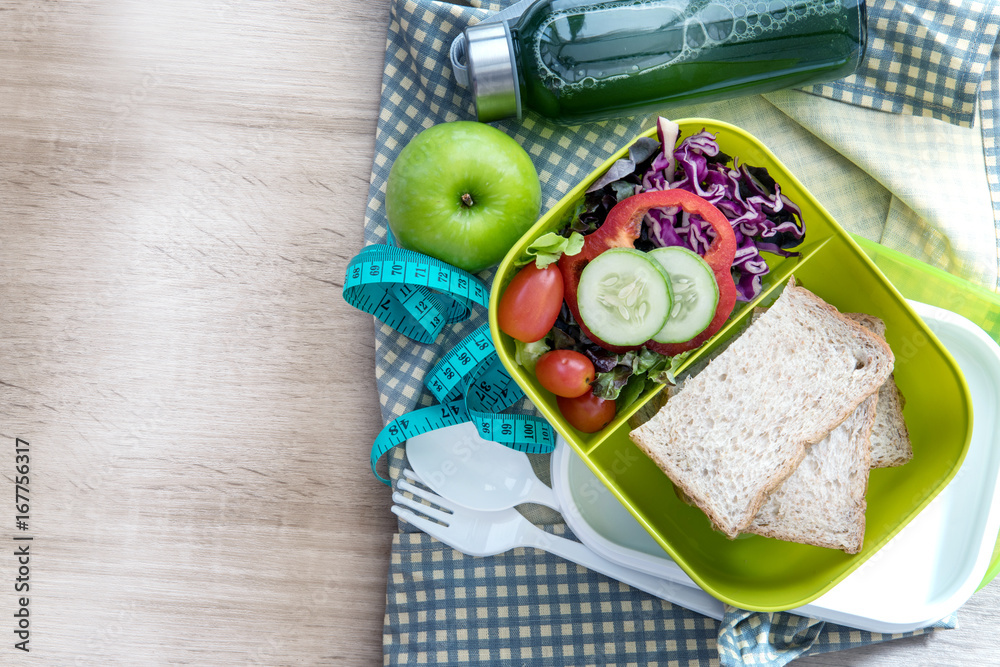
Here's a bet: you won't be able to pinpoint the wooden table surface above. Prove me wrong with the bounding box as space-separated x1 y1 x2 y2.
1 1 998 665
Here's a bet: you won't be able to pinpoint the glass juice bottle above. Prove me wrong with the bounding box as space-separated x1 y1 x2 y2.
453 0 867 123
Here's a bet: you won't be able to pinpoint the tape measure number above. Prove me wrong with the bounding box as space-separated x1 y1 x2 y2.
343 245 489 344
428 324 554 451
367 325 555 484
369 401 467 485
343 245 556 485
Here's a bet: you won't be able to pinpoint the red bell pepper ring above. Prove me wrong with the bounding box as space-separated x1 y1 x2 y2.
557 188 738 355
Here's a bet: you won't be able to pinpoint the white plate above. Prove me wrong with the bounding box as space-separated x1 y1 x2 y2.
551 301 1000 632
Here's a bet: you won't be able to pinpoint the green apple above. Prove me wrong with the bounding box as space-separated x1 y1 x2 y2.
385 121 542 274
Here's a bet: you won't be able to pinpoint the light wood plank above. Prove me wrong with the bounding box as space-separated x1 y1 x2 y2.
1 1 394 663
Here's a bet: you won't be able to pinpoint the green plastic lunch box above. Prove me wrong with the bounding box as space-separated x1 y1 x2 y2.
488 118 974 611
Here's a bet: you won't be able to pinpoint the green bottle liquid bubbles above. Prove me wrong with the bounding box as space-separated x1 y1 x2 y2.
516 0 866 122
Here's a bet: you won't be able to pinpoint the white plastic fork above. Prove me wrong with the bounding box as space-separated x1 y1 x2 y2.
392 472 725 620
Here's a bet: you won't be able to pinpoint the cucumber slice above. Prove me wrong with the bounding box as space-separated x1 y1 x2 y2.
647 247 720 344
577 248 673 347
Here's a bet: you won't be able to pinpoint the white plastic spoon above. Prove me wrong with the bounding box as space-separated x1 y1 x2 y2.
401 424 730 619
405 422 560 511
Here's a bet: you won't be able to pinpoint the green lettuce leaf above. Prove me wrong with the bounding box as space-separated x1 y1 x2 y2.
516 231 585 269
615 373 648 411
590 365 632 401
646 350 694 386
592 347 689 404
514 338 551 375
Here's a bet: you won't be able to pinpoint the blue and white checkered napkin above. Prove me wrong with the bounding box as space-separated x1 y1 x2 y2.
366 1 1000 664
806 0 1000 126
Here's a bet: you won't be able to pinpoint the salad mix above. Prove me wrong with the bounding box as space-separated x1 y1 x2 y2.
497 119 807 432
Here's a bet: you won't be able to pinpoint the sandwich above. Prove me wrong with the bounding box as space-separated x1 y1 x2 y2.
628 280 896 541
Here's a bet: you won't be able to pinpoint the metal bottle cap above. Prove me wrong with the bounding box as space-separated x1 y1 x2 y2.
452 22 522 122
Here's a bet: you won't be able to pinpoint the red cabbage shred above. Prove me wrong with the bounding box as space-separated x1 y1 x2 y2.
638 130 805 301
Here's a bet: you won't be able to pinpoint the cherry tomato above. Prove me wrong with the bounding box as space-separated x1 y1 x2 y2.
557 390 616 433
535 350 594 398
497 263 564 343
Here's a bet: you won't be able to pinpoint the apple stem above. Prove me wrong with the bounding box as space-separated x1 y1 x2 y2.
461 193 474 207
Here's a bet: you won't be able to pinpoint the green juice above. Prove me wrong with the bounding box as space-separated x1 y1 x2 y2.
513 0 866 122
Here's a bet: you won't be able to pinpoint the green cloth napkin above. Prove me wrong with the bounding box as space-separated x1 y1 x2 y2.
364 1 1000 664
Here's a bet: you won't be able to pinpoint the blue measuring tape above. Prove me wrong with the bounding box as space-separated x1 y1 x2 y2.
344 244 489 344
343 244 556 484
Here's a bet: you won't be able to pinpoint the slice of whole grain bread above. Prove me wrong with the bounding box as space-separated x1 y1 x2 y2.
868 380 912 467
844 314 913 468
749 309 912 469
746 394 878 553
628 281 895 539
